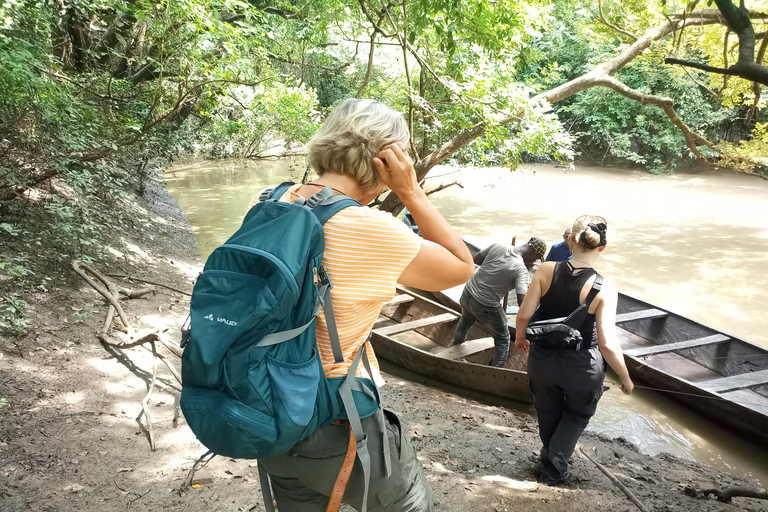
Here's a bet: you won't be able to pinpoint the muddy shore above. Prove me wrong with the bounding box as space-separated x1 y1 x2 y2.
1 170 766 512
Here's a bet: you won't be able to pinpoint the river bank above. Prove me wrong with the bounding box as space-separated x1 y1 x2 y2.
1 165 767 511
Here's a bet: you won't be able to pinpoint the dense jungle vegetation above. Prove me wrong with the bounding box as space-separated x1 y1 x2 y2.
2 0 768 334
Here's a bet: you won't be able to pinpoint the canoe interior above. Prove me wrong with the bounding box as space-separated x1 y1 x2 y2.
376 289 528 373
616 294 768 416
371 288 532 404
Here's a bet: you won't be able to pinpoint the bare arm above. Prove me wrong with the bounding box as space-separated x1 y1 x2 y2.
514 272 544 352
595 282 634 395
374 144 474 291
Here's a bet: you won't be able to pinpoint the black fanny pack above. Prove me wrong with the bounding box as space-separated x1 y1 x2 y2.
526 274 603 351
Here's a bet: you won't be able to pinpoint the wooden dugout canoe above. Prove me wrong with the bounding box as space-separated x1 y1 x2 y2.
427 241 768 446
371 289 532 404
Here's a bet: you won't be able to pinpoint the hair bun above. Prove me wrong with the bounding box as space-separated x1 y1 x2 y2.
580 223 607 249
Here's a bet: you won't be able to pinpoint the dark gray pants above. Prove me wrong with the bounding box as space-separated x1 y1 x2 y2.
453 288 510 367
258 408 432 511
527 344 605 485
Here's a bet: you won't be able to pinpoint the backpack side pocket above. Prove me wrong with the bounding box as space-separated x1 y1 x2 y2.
266 349 321 427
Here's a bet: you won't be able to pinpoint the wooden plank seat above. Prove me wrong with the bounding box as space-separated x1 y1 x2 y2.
698 369 768 394
616 328 654 352
625 334 730 357
374 313 457 337
435 338 494 360
385 294 415 306
615 309 668 323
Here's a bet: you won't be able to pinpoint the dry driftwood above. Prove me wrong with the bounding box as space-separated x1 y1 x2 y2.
578 445 650 512
179 450 215 494
107 273 192 297
685 485 768 503
72 260 185 451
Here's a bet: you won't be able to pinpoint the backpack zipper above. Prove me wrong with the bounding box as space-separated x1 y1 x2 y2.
200 269 269 287
218 244 300 298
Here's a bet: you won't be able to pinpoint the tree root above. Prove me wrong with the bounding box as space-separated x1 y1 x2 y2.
136 342 159 451
179 450 216 494
685 485 768 502
106 273 192 297
72 260 184 451
578 445 650 512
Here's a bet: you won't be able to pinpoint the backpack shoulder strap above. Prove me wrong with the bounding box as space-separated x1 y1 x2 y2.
313 197 362 224
305 187 362 225
559 273 603 327
259 181 295 202
584 274 604 307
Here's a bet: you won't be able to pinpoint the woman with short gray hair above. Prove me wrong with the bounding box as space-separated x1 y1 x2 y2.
254 98 474 511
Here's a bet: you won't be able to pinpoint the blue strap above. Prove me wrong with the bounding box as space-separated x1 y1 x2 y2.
265 181 295 201
311 193 361 225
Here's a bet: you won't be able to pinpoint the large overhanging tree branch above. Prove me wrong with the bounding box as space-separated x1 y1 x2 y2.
665 1 768 85
378 14 726 213
592 76 724 160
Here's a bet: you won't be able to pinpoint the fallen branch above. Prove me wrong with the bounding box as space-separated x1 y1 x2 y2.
179 450 216 494
578 445 650 512
106 273 192 297
136 342 159 451
685 485 768 503
425 181 464 197
72 261 134 335
72 260 183 451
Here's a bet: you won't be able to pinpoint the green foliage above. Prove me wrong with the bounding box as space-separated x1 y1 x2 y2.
724 122 768 168
516 2 744 172
562 49 734 172
0 255 32 281
406 0 549 58
0 295 30 336
199 81 319 158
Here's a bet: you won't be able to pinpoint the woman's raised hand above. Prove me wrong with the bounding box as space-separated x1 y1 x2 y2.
373 143 420 201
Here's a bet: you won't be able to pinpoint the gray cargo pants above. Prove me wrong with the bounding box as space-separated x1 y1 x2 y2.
527 343 605 485
453 288 510 367
258 408 432 511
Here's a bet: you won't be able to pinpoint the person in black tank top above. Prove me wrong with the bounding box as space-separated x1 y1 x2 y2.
535 262 599 347
514 216 634 486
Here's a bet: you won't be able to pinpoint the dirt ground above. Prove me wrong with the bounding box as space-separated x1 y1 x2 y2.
1 174 766 512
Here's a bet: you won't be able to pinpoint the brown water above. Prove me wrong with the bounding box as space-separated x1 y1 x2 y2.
164 158 768 486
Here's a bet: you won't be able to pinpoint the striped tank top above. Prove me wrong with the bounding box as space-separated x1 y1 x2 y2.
249 184 422 384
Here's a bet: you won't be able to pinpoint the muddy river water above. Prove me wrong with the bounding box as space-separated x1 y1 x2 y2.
165 158 768 486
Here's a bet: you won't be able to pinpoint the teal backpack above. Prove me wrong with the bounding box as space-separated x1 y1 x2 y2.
180 183 389 511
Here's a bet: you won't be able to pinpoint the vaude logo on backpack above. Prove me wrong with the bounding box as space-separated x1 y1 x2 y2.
179 182 372 461
526 271 603 351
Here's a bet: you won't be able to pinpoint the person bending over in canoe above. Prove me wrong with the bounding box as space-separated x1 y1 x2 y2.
514 216 634 486
453 237 547 367
253 98 475 512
